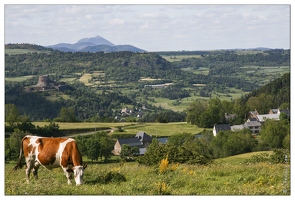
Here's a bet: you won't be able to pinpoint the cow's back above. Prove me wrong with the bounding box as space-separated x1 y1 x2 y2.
23 136 70 169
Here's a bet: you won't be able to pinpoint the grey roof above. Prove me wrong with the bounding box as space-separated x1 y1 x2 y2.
214 124 231 132
118 138 142 147
248 117 257 121
244 121 262 127
135 131 152 142
231 125 245 131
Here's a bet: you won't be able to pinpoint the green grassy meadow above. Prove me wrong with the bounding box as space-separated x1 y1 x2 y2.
5 151 290 195
32 122 206 137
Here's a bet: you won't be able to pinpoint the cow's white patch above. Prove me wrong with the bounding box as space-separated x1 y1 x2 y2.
56 138 74 166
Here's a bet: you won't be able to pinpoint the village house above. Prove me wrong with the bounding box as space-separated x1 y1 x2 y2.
213 124 231 137
113 131 152 156
244 121 262 134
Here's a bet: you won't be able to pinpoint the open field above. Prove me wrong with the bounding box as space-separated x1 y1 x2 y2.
112 122 207 137
5 151 290 195
32 122 135 130
79 73 93 86
5 75 36 82
32 122 206 137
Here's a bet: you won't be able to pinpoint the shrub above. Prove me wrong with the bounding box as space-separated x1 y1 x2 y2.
97 171 126 184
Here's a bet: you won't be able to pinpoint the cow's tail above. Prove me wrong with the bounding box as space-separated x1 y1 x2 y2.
13 136 26 171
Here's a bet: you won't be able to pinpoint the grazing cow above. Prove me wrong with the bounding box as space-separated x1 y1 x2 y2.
13 135 87 186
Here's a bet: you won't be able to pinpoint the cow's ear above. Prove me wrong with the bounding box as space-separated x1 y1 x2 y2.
83 163 87 169
66 168 74 173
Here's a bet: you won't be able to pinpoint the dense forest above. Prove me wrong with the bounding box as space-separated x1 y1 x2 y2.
5 44 290 123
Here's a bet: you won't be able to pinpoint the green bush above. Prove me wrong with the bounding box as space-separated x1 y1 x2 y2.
97 171 127 184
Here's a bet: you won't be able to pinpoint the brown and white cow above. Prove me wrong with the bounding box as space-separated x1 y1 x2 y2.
13 135 87 186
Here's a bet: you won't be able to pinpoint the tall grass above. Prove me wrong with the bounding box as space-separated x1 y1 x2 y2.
5 151 290 195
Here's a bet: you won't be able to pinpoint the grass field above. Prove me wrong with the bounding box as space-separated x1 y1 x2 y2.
32 122 135 130
32 122 206 137
5 151 290 195
79 73 93 86
5 75 36 82
112 122 207 137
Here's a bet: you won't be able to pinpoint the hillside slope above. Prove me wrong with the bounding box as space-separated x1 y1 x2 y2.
242 72 290 106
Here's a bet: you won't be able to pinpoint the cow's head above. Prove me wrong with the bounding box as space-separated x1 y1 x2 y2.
73 163 87 186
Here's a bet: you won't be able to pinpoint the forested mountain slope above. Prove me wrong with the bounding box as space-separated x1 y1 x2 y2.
241 72 290 107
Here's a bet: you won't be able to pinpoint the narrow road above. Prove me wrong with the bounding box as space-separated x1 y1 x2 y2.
67 128 115 137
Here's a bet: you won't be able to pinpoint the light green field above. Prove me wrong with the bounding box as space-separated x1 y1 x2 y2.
58 77 77 83
114 122 206 137
5 75 36 82
31 122 205 137
32 122 135 130
79 73 93 86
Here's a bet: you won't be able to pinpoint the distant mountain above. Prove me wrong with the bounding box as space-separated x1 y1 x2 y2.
77 35 115 46
46 35 146 53
80 44 146 53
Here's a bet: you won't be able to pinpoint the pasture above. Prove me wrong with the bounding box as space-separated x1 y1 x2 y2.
5 151 290 195
32 122 206 137
5 75 36 82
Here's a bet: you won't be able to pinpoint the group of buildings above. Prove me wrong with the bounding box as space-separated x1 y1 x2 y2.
213 108 290 136
113 108 290 156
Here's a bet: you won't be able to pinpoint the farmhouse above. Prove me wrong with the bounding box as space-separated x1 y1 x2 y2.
244 121 261 134
113 131 152 155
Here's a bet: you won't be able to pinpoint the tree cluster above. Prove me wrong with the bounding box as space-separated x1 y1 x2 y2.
137 133 212 166
75 132 114 163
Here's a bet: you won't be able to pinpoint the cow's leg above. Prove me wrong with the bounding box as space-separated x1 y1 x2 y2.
63 168 72 184
25 159 34 183
32 161 40 180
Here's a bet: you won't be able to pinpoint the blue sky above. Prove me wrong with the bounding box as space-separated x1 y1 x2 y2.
3 1 291 51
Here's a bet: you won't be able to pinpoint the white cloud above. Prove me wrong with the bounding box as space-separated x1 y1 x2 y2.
4 4 291 51
108 18 125 25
